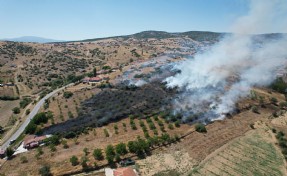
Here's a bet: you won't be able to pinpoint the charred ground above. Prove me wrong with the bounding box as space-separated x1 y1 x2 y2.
43 81 176 135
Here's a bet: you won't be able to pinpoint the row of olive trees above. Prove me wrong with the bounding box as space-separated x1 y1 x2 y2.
69 133 180 169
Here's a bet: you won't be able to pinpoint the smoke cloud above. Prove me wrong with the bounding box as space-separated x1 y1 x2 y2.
165 0 287 121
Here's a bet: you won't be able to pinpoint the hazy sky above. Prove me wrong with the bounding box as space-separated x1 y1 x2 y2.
0 0 262 40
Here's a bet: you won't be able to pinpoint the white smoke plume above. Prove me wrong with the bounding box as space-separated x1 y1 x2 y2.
165 0 287 121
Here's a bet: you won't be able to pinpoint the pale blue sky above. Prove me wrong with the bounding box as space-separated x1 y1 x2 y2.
0 0 250 40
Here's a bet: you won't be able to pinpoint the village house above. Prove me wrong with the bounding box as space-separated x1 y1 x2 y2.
23 135 47 149
82 76 103 83
89 76 102 82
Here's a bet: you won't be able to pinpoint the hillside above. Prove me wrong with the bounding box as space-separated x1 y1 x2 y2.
0 31 287 176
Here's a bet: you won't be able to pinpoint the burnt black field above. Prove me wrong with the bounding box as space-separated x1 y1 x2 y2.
43 81 176 135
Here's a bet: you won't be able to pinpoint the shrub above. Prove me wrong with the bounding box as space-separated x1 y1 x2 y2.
250 123 255 129
45 135 60 145
174 120 180 128
195 123 207 133
49 144 56 152
270 97 278 104
154 116 159 121
81 156 89 170
68 111 74 119
39 165 52 176
102 65 111 70
20 97 32 109
83 148 89 156
63 91 73 99
64 132 77 139
70 156 79 166
157 120 164 127
12 107 20 114
168 123 174 130
104 129 109 137
153 129 158 135
251 106 259 113
62 140 69 149
93 148 104 160
25 109 31 115
161 133 171 143
279 102 287 109
20 156 28 163
37 147 44 155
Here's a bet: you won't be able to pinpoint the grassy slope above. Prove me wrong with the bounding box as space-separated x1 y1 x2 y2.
190 127 286 176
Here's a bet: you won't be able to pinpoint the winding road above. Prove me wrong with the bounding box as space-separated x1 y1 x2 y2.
0 83 74 151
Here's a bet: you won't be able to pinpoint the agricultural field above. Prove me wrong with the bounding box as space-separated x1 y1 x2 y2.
189 126 286 176
0 115 190 175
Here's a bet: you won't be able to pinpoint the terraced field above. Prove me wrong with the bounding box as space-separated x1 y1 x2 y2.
190 128 286 176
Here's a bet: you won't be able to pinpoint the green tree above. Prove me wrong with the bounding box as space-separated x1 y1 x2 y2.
195 123 207 133
63 91 73 99
12 107 20 114
6 147 14 159
70 156 79 166
174 120 180 128
93 67 97 77
33 112 48 125
93 148 104 160
115 143 128 156
105 145 115 164
128 141 137 153
25 122 37 134
38 165 52 176
25 109 31 115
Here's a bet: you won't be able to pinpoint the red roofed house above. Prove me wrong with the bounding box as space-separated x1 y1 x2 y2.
82 76 103 83
113 167 137 176
89 76 102 82
23 135 47 149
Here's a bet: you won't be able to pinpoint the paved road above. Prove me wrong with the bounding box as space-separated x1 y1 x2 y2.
0 83 74 151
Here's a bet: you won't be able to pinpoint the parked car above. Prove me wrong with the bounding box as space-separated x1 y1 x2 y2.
119 158 135 166
9 139 16 145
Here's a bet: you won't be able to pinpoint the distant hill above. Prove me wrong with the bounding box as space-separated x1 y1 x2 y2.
0 36 65 43
78 30 226 43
